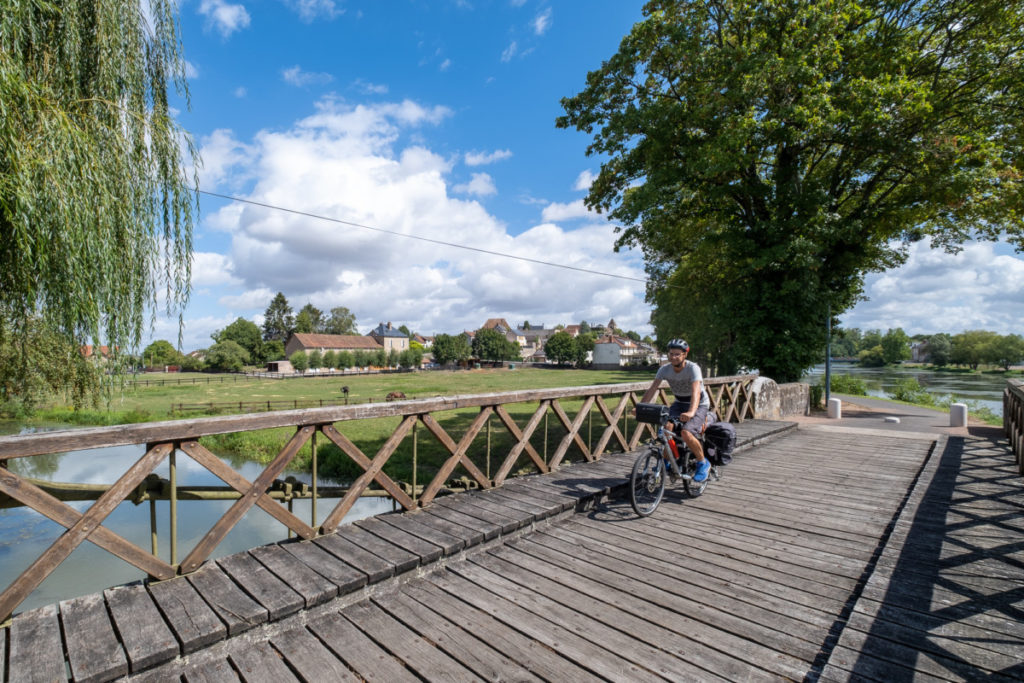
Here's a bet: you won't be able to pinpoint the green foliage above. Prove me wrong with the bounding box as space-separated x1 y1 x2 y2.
823 374 869 396
353 350 370 368
322 350 337 369
205 340 250 373
431 333 472 366
374 348 387 367
889 378 935 406
336 351 354 369
809 384 823 410
308 349 323 370
881 328 911 365
398 348 423 369
387 349 399 368
472 328 521 361
559 1 1024 382
544 331 577 365
213 318 262 363
0 0 197 406
294 303 323 334
950 330 1001 369
289 350 308 373
989 334 1024 371
180 353 206 372
926 334 952 367
262 293 294 342
143 340 184 368
858 345 886 367
323 306 357 335
262 340 285 362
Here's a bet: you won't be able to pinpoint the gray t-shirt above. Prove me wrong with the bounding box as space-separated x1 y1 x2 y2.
655 360 710 407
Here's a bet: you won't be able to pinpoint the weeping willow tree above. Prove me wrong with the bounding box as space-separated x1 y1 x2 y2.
0 0 197 411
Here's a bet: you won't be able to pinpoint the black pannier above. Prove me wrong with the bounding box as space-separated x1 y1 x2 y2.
635 403 668 424
704 420 737 465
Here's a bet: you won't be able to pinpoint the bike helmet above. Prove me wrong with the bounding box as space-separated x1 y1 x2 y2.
666 339 689 351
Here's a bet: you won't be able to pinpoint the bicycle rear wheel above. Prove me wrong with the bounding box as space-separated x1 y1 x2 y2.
630 449 666 516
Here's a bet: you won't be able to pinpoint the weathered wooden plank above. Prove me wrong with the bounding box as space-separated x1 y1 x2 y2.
248 544 337 608
60 593 128 683
182 657 240 683
400 580 595 682
432 494 525 534
104 583 179 672
382 589 543 682
148 576 227 654
335 524 419 574
463 487 552 521
405 508 485 547
187 564 267 636
500 476 576 511
314 533 393 583
228 641 301 683
342 600 483 681
306 611 418 683
420 502 502 541
354 516 443 565
269 626 359 682
279 539 367 593
7 604 66 683
376 512 464 555
482 486 563 518
1 621 6 683
217 552 304 621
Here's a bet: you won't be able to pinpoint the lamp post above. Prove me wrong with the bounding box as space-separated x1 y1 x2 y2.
825 302 832 405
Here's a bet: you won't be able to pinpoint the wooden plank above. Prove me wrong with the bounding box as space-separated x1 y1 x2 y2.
405 508 485 547
499 476 576 511
104 583 179 672
354 516 443 565
306 611 418 683
228 641 301 683
432 494 524 534
248 544 337 608
335 525 419 574
218 552 304 621
182 657 240 683
482 487 563 519
420 502 502 541
376 512 464 555
279 539 367 594
148 576 227 654
381 589 543 682
7 604 66 683
180 427 313 573
342 600 482 681
187 564 267 636
60 593 128 683
314 533 393 583
269 626 359 682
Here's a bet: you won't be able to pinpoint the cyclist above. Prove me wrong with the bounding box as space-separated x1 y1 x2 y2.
640 339 711 482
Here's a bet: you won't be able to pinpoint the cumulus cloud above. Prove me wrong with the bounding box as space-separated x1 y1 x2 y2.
194 96 650 344
842 239 1024 335
453 172 497 197
533 8 552 35
197 129 256 189
541 198 597 222
198 0 251 38
282 65 334 87
465 149 513 166
285 0 342 22
573 169 596 191
192 252 239 287
353 79 388 95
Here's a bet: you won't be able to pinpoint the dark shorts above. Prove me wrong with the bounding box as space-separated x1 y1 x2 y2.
668 398 708 437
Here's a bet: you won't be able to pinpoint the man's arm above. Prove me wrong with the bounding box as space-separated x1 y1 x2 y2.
640 377 663 404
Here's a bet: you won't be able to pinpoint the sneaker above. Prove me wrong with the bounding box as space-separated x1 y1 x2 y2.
693 458 711 482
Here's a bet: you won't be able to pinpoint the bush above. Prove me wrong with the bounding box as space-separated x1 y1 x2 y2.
809 384 823 410
889 378 935 405
818 374 868 396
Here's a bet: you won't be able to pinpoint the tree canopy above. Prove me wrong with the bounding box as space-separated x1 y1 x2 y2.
262 293 294 342
213 318 262 363
472 328 521 361
559 0 1024 381
1 0 197 402
323 306 358 335
294 303 324 334
431 333 472 366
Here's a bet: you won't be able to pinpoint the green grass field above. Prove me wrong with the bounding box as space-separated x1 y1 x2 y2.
36 368 654 485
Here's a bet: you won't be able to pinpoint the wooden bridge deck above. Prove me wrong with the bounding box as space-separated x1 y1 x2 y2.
3 420 1023 682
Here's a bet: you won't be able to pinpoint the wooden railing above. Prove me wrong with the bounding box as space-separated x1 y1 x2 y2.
0 375 756 621
1005 379 1024 476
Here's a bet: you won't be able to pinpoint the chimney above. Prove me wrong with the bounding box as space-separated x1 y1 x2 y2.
387 321 392 330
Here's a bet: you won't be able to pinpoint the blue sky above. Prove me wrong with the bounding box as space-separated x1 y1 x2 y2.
161 0 1024 352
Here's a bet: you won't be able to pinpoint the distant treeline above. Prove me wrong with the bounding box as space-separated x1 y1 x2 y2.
833 328 1024 370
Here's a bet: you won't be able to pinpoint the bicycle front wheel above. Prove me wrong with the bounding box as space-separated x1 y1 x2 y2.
630 450 666 516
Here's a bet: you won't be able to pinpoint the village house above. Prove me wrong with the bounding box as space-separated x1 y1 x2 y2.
592 334 659 368
284 333 383 357
369 322 410 353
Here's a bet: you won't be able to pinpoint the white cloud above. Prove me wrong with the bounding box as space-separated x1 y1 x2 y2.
573 169 596 191
196 129 256 189
184 61 199 79
282 65 334 87
501 41 518 62
192 252 239 286
533 8 552 35
439 58 452 72
195 96 650 343
541 198 596 222
453 172 497 197
353 79 388 95
465 149 513 166
234 86 247 98
285 0 342 22
198 0 251 38
842 239 1024 335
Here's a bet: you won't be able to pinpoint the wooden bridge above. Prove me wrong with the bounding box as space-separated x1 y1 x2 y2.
2 379 1024 681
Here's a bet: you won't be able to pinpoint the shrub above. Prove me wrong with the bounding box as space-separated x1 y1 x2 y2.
889 378 935 405
818 374 868 396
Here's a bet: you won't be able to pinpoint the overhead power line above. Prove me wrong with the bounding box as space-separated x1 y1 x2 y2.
198 190 653 287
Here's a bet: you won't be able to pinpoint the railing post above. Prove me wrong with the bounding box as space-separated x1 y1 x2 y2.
150 496 158 557
169 448 178 567
486 413 492 480
311 428 318 529
412 419 418 506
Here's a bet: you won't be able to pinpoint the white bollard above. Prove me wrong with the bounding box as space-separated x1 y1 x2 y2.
827 397 842 419
950 403 968 427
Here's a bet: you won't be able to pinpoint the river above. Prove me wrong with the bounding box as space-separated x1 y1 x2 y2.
0 422 393 616
802 361 1009 416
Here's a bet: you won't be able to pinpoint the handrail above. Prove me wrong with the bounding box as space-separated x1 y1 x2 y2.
1005 379 1024 476
0 375 757 621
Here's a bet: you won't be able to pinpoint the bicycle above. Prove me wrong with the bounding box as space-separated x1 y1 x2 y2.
629 403 721 517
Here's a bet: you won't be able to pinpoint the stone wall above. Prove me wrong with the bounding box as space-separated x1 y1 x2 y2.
749 377 810 419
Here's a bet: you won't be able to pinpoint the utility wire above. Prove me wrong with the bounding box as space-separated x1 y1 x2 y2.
198 189 653 287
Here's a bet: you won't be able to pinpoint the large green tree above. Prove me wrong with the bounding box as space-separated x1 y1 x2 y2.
431 333 472 366
262 293 294 342
323 306 358 335
559 0 1024 381
294 303 324 334
213 318 262 363
1 0 197 400
472 328 521 361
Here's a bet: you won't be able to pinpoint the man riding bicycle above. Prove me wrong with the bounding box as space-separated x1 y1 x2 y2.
640 339 711 482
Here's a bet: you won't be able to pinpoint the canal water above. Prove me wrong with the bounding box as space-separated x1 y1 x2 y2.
0 422 393 616
802 362 1010 416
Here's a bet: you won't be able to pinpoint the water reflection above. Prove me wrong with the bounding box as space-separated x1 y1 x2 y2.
0 427 393 616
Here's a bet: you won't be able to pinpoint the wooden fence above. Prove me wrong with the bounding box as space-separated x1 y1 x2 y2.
1005 379 1024 476
0 375 756 622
